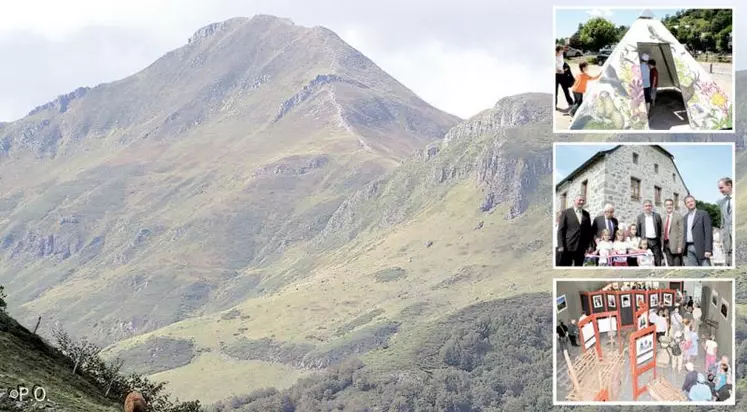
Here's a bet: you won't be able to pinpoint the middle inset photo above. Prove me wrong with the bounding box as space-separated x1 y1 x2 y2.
554 142 734 269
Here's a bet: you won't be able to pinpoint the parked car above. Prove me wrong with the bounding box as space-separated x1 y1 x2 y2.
596 44 617 65
565 47 584 57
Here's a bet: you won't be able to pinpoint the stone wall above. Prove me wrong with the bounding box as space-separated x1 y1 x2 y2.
555 145 689 231
605 145 689 228
556 157 606 216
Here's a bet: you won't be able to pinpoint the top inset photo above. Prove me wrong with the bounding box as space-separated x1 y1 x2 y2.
553 7 734 133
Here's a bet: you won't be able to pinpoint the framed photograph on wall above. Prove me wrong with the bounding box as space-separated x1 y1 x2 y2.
607 294 616 308
593 295 604 309
650 293 659 308
636 294 645 308
557 295 568 314
621 294 631 308
720 298 729 319
712 290 719 308
663 293 673 306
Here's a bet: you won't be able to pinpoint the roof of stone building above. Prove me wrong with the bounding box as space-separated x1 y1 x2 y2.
555 145 688 195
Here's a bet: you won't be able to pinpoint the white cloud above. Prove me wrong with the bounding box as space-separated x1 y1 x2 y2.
554 168 566 182
0 0 741 122
586 8 614 18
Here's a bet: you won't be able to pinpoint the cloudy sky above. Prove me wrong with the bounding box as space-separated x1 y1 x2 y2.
0 0 741 121
555 144 734 204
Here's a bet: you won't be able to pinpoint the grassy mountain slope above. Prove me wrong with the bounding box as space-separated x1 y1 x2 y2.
0 311 119 411
0 15 457 350
97 94 572 402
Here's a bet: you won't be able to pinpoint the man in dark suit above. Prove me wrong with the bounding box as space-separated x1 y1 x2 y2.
557 195 593 266
681 195 713 266
636 199 664 266
591 203 619 242
661 198 684 266
717 177 733 266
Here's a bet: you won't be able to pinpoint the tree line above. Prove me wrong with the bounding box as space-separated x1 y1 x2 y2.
556 8 732 54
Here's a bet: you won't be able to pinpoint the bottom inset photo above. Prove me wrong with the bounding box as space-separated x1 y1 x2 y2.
553 278 735 406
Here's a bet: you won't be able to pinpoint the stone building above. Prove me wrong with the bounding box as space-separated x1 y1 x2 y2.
555 145 690 228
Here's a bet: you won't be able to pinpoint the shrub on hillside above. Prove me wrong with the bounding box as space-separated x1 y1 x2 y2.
0 285 7 312
51 326 203 411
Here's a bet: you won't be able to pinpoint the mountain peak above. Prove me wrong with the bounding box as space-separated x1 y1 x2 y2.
187 15 297 45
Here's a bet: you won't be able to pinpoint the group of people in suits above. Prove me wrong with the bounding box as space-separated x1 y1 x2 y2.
555 178 733 267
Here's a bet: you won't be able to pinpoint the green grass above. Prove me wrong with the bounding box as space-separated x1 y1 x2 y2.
0 311 119 411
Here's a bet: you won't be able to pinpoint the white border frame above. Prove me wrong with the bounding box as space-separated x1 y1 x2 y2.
553 278 736 406
552 142 736 270
552 6 736 134
557 294 569 314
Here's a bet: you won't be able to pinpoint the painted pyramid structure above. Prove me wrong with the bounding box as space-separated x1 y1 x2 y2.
569 9 732 131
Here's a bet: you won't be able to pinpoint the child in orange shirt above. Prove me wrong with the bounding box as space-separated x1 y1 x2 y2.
569 62 601 116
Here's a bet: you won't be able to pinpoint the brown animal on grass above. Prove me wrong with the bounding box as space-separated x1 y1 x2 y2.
124 391 147 412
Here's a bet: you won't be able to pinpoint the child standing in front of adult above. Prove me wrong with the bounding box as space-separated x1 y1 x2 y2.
637 239 655 267
640 53 652 116
649 58 659 107
611 229 629 267
569 61 601 116
594 229 613 266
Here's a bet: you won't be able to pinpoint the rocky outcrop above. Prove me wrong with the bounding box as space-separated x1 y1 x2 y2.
476 141 552 218
274 74 369 122
187 17 248 44
5 231 84 261
27 87 90 116
252 154 330 177
443 93 551 145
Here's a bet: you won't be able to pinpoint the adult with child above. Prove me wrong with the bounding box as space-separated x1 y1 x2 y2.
662 198 684 266
682 195 713 266
717 177 733 265
557 195 593 266
569 61 601 116
636 200 664 266
555 45 575 111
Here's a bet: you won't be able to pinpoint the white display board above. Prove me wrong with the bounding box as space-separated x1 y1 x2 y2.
597 316 618 333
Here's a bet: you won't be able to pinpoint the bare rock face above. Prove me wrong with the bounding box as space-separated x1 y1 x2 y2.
443 93 551 145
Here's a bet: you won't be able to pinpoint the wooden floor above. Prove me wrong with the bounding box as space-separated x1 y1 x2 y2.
648 377 689 402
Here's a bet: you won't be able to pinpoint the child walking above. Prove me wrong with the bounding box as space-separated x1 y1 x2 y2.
569 61 601 116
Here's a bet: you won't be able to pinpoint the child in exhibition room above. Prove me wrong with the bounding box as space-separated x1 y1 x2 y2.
670 330 685 372
594 229 613 266
704 335 719 373
636 239 655 267
611 229 629 266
